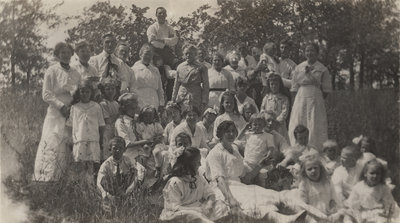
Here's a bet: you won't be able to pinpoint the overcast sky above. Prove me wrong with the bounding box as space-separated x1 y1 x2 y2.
42 0 218 47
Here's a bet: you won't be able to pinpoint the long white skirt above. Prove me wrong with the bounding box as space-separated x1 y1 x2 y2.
288 85 328 151
33 107 70 182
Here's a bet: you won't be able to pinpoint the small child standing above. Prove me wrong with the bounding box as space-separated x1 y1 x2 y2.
66 79 105 182
234 77 259 115
322 140 340 175
345 159 399 223
163 102 182 145
160 147 228 222
260 73 290 140
99 79 120 161
297 156 344 223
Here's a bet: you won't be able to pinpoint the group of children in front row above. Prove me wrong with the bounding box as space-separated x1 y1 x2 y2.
66 74 399 222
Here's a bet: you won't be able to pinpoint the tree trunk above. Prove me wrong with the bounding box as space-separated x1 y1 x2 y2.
359 48 365 89
11 58 16 90
349 51 355 90
26 70 30 95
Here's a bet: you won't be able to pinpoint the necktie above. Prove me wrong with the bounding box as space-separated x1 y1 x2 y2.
116 162 121 185
105 55 112 78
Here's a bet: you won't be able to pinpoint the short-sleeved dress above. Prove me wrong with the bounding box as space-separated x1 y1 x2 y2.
66 101 105 163
346 181 400 222
261 93 290 140
172 61 209 110
288 61 332 151
99 99 119 160
208 68 234 110
298 178 340 216
206 143 286 219
33 63 81 182
160 175 229 222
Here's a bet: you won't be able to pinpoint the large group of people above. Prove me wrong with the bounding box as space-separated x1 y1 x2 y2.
32 6 399 223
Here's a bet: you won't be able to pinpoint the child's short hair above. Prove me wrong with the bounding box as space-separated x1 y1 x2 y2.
322 140 339 152
181 105 200 118
73 78 96 103
175 132 192 146
109 136 126 148
216 120 237 140
98 78 117 95
165 101 181 112
360 159 387 184
293 125 309 139
74 40 90 53
249 113 266 125
235 76 248 89
138 105 159 122
118 92 138 114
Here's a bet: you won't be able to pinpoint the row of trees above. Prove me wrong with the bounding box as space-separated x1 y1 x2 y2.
1 0 399 94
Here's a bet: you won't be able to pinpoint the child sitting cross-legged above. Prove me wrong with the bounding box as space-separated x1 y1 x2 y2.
97 136 145 216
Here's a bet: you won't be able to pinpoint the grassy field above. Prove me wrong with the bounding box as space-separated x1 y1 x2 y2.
1 88 399 222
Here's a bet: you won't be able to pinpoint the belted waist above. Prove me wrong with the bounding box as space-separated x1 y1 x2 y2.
209 88 226 92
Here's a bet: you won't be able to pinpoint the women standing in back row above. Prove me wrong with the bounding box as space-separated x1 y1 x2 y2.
132 44 165 111
208 53 234 110
172 45 209 112
34 42 81 182
288 43 332 151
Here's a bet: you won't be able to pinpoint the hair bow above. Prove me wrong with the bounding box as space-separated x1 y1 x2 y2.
352 135 364 145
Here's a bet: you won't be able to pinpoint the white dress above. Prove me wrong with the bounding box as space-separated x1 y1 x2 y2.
33 63 81 182
207 68 234 110
288 61 332 151
261 93 290 140
346 181 400 223
66 101 105 163
131 61 165 108
160 175 229 222
206 143 286 219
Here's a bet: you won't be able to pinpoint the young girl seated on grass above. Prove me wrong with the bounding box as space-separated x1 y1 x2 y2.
322 140 340 175
160 147 228 223
297 156 344 223
66 79 105 183
345 159 399 223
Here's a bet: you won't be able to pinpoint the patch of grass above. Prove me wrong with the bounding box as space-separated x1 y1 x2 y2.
1 88 399 222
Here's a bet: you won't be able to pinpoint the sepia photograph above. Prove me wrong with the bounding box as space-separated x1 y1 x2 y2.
0 0 399 222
